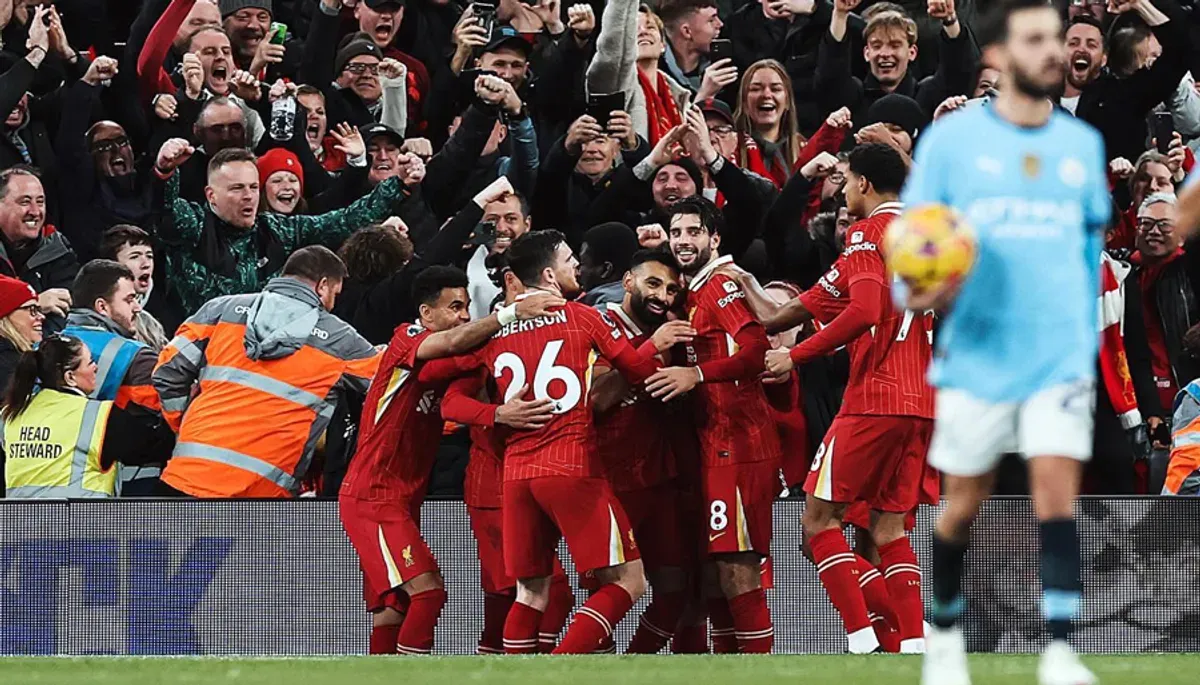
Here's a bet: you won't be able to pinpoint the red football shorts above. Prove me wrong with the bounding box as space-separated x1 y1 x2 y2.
703 460 778 557
618 481 687 571
843 463 941 530
468 505 514 595
806 415 934 514
339 495 438 612
503 476 640 579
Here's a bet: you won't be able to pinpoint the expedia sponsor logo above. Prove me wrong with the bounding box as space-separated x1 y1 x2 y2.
717 290 745 308
843 241 878 256
819 267 842 297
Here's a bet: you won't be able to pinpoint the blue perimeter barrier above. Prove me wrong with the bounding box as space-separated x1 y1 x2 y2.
0 497 1196 655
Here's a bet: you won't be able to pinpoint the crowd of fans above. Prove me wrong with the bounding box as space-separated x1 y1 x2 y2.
0 0 1197 498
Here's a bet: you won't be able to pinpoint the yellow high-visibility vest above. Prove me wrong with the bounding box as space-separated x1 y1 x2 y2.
2 389 114 498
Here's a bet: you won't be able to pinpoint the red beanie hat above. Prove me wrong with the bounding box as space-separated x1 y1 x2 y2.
256 148 305 197
0 275 37 319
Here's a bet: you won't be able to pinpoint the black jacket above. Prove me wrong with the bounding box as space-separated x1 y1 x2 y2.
333 202 483 345
1077 6 1191 163
0 229 80 334
55 79 157 262
814 20 977 126
1143 248 1200 392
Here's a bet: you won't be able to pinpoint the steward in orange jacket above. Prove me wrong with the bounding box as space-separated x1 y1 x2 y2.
153 247 380 498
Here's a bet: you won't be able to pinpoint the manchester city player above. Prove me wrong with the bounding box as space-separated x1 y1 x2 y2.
898 2 1112 684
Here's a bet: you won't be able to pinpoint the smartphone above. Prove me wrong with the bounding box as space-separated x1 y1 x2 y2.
472 221 498 248
710 39 733 63
269 22 288 45
587 92 625 130
472 2 497 37
1153 112 1174 154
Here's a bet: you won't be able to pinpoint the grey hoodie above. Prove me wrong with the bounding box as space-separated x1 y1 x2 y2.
243 278 322 361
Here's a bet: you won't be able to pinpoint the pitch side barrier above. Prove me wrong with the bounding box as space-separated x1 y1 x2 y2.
0 497 1194 655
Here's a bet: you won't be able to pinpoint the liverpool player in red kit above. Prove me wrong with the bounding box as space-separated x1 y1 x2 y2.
470 230 665 654
338 266 563 655
590 250 696 653
440 267 576 654
645 196 782 654
753 144 934 654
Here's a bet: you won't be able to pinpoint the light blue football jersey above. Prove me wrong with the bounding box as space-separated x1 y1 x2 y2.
900 103 1111 403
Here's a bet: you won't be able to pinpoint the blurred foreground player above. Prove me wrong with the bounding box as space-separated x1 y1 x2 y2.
338 267 563 655
899 2 1111 683
651 196 782 653
745 143 933 654
468 230 663 654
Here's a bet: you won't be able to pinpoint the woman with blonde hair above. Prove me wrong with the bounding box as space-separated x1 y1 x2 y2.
0 276 45 393
734 59 807 188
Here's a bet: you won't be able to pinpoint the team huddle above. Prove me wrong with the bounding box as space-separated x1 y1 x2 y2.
335 138 935 657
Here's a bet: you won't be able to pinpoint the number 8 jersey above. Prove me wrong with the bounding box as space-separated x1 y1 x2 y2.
473 296 661 481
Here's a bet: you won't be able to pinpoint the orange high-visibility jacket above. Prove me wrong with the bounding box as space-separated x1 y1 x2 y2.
153 278 380 498
1166 380 1200 496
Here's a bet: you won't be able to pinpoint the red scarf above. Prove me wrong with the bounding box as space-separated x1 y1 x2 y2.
638 70 683 146
1099 253 1141 429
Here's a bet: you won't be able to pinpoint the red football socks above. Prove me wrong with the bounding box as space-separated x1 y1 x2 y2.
538 574 576 653
479 592 514 654
878 537 926 651
503 601 543 654
368 623 400 655
728 588 774 653
396 588 447 655
706 597 738 654
552 584 635 654
671 618 709 654
855 555 900 652
627 591 686 654
810 528 877 653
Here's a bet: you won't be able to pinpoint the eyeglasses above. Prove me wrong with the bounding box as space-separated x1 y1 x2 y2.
15 303 42 318
344 63 380 76
710 125 735 136
1137 218 1175 234
205 122 245 135
90 136 130 154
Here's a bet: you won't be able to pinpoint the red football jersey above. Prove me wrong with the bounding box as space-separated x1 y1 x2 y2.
683 255 782 467
474 297 660 481
594 302 676 492
799 202 935 418
340 323 469 501
446 371 506 509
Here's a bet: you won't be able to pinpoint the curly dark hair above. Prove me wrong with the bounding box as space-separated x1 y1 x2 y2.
338 224 414 285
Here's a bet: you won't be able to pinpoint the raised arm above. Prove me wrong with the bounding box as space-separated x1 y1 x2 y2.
135 0 195 102
415 293 566 361
152 300 218 431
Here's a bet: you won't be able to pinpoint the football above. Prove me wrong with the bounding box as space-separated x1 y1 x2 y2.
884 204 977 294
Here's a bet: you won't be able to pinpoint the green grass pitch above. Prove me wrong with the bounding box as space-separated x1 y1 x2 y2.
2 654 1197 685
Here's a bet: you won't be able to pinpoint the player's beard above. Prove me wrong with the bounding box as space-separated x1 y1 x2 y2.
630 289 669 327
1012 57 1065 100
675 244 712 276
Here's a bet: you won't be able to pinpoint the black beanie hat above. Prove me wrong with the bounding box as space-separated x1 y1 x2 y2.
657 156 706 196
582 222 640 274
863 93 927 142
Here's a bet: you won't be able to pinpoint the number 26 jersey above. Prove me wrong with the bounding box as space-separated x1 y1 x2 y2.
471 298 660 482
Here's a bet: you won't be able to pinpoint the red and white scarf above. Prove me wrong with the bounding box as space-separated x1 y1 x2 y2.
638 70 683 147
1099 252 1142 429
